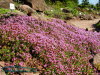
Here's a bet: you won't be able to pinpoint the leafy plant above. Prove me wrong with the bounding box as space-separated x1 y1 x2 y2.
94 21 100 31
96 21 100 28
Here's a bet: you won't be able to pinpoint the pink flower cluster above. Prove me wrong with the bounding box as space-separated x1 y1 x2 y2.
0 16 100 74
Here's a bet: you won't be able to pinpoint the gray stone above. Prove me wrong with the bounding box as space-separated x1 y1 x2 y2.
23 0 47 11
61 8 71 13
79 14 94 20
0 0 13 9
18 4 36 16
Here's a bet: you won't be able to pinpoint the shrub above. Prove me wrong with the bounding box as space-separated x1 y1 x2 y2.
65 1 77 8
70 8 79 16
95 21 100 28
94 20 100 31
44 10 66 19
62 13 73 20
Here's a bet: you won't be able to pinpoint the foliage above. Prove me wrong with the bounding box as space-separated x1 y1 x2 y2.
82 0 89 5
95 21 100 30
44 0 79 19
0 8 17 15
50 1 65 9
45 0 78 9
0 8 11 14
96 3 100 11
78 0 99 15
64 7 79 16
45 0 79 18
45 0 78 5
44 9 64 19
0 16 100 74
64 0 78 8
44 9 74 20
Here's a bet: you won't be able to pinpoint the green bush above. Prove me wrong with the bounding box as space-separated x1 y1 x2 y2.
44 9 73 20
62 13 73 20
44 9 64 18
44 0 80 19
65 1 77 8
95 21 100 29
52 1 65 9
71 9 79 16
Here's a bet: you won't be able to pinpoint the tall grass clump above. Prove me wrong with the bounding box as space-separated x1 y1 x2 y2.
0 15 100 75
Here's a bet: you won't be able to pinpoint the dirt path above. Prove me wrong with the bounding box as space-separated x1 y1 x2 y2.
67 18 100 30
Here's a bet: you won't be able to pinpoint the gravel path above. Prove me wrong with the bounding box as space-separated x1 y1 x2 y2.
67 18 100 30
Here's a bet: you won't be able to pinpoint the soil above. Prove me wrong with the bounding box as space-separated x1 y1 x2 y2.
67 18 100 30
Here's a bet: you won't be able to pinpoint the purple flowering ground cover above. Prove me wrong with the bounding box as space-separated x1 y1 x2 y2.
0 15 100 75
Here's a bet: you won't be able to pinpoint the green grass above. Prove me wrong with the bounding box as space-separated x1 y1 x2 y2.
44 1 79 19
0 8 11 14
0 8 17 14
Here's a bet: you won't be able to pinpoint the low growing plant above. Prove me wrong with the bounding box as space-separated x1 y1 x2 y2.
0 15 99 75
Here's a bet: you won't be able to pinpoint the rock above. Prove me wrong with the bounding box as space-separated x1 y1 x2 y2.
88 15 94 20
21 0 47 11
0 61 5 67
61 8 71 13
79 14 94 20
93 53 100 70
0 67 6 75
0 0 13 9
0 61 6 75
18 4 36 16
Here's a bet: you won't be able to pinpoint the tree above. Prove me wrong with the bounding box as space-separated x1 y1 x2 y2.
96 0 100 11
82 0 89 5
80 0 90 8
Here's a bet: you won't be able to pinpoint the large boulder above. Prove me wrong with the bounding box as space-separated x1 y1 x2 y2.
22 0 47 11
18 4 36 16
0 0 13 9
